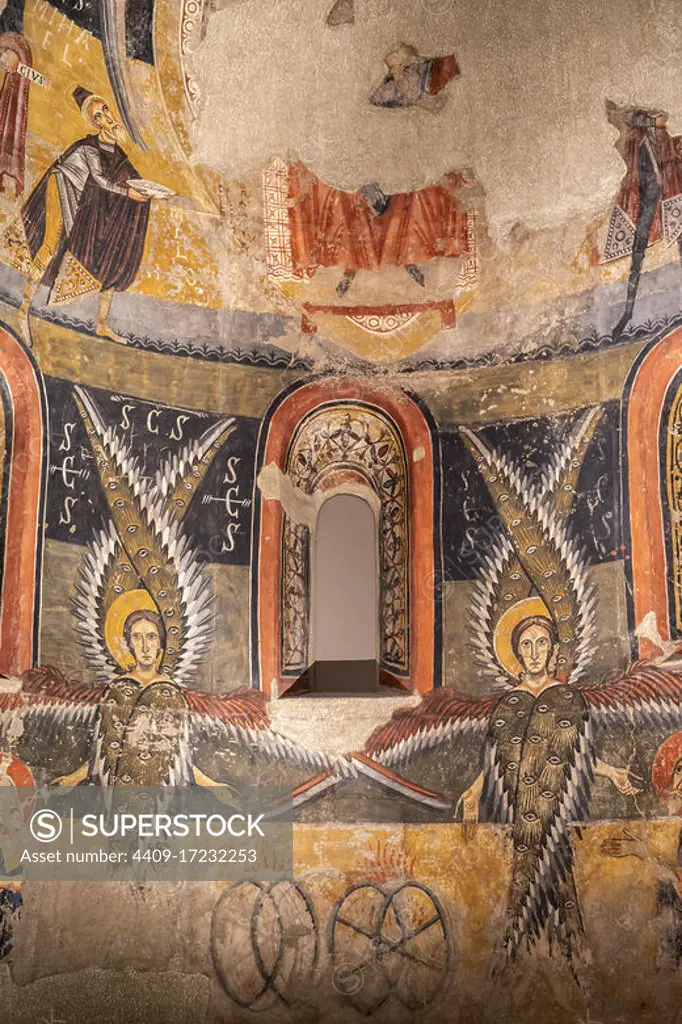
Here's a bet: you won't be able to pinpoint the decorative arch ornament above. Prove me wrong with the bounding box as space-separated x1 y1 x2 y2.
625 324 682 655
252 379 441 696
0 325 47 675
282 402 409 675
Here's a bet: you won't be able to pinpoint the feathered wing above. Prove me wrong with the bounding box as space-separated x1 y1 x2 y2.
0 667 103 748
363 688 499 767
465 408 603 689
506 709 594 960
578 662 682 728
72 387 235 686
72 522 121 678
185 688 356 778
461 423 598 684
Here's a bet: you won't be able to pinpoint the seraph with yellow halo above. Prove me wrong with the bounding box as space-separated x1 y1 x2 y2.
462 407 603 688
72 386 236 684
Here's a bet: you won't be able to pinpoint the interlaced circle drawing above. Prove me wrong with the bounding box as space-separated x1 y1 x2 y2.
210 880 319 1010
328 881 452 1014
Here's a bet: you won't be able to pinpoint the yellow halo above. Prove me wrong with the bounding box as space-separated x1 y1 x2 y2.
493 596 553 679
104 589 160 672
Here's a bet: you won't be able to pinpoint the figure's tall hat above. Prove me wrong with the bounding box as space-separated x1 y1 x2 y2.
72 86 93 110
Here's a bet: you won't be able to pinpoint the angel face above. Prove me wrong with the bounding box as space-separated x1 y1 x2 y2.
516 623 555 678
128 617 163 671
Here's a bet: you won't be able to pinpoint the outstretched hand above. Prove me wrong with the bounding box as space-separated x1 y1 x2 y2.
608 765 643 796
600 826 648 861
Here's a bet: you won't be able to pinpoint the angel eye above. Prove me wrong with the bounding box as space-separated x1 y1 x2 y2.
168 626 179 635
159 589 168 598
114 499 125 508
113 585 123 594
121 564 132 573
174 499 185 508
499 494 510 503
510 572 522 579
137 549 148 558
511 520 521 527
526 544 537 554
183 482 192 490
548 755 562 765
165 609 175 617
126 525 137 534
488 475 498 483
494 719 506 728
148 566 159 575
551 594 564 603
542 570 555 578
107 481 118 490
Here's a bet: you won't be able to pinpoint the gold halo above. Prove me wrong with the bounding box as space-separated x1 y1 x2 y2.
81 93 107 129
494 597 553 679
104 589 160 672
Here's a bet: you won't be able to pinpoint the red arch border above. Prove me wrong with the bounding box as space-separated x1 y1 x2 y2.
0 327 46 675
626 325 682 657
254 378 439 697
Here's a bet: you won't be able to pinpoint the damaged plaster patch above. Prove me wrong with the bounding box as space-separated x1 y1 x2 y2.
257 462 381 527
194 0 682 239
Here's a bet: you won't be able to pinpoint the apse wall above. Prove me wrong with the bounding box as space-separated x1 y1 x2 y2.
0 2 680 1023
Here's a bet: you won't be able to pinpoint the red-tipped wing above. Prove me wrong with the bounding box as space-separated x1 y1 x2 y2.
186 686 355 778
578 662 682 726
364 687 499 766
185 686 270 732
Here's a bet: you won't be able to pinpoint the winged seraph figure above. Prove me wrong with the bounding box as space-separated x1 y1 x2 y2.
363 410 682 968
0 386 353 790
0 665 351 789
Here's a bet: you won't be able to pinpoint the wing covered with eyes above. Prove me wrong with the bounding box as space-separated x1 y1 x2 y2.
491 687 595 960
578 662 682 727
185 687 356 778
0 666 103 745
363 688 500 767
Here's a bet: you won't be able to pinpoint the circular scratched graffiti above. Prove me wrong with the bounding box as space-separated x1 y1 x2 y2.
329 881 452 1015
211 880 318 1011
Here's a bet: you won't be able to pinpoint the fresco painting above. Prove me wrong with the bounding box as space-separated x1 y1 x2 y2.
0 1 681 1022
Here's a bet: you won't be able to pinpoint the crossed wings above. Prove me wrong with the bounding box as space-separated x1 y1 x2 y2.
364 663 682 767
0 667 354 779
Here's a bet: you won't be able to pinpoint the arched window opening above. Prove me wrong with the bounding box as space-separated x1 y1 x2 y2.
283 493 408 696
